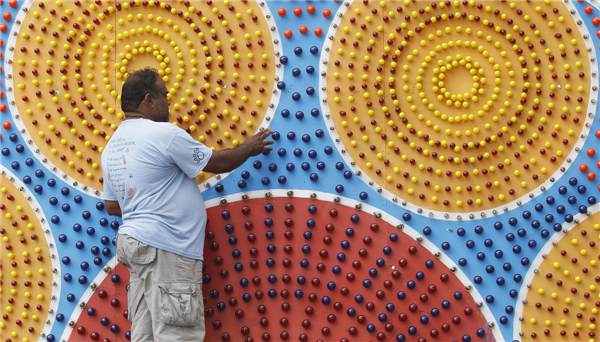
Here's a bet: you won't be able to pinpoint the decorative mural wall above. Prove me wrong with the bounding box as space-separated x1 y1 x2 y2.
1 0 599 341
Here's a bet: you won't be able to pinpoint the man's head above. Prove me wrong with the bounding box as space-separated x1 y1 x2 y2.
121 68 170 122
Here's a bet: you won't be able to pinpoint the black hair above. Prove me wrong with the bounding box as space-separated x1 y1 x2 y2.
121 67 161 112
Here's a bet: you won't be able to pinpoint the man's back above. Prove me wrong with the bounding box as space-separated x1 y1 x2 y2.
101 118 213 260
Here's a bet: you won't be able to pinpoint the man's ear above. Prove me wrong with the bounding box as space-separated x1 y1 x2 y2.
144 93 154 108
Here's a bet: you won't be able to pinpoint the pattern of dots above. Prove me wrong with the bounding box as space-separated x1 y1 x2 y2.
0 0 600 341
1 174 55 342
520 211 600 342
10 0 278 192
326 0 592 212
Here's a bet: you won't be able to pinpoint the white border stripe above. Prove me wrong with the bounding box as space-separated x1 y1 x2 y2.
0 166 62 342
512 203 600 342
318 0 597 221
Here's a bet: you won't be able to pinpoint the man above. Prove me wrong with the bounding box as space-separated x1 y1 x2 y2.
101 67 273 342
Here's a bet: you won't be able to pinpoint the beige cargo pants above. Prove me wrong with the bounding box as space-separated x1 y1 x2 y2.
115 233 206 342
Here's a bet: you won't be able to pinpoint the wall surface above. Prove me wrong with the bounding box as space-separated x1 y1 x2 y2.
1 1 600 342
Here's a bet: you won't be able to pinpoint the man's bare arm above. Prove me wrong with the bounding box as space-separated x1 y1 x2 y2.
203 129 273 174
105 200 122 217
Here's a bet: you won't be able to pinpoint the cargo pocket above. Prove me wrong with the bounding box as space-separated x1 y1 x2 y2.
157 282 200 327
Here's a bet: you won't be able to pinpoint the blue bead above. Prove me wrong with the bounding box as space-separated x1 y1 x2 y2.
347 308 356 316
383 246 392 255
241 170 250 179
94 257 103 265
240 278 248 287
215 184 224 192
553 223 562 231
521 258 530 266
82 211 91 220
110 324 120 333
475 225 484 234
341 240 350 249
302 162 310 171
306 219 315 228
351 214 360 223
589 196 597 205
379 313 388 322
510 289 519 298
310 46 319 54
419 315 428 324
441 300 450 309
111 274 120 283
11 161 20 170
261 177 270 185
337 253 346 261
268 163 277 172
233 249 242 258
454 291 463 300
557 205 566 214
287 131 296 140
51 215 60 224
425 260 434 268
545 214 554 223
407 281 416 289
513 245 522 254
308 205 317 214
463 334 471 342
377 258 386 267
477 252 485 260
315 129 324 138
503 263 512 271
306 87 315 95
457 228 466 236
402 213 411 221
317 162 325 170
242 293 251 302
332 265 341 274
210 289 220 298
355 294 364 303
9 133 19 142
335 162 344 170
578 185 587 194
386 303 395 312
23 176 32 184
541 230 550 238
558 186 567 194
91 246 100 255
278 176 287 184
237 180 247 188
81 261 89 270
234 263 243 272
367 324 376 332
546 196 555 204
505 305 514 314
292 68 301 76
535 203 544 212
496 277 505 285
280 56 288 64
310 173 318 181
466 240 475 248
58 234 67 243
303 231 312 240
397 291 406 300
579 205 588 214
78 275 88 284
441 242 450 250
494 221 503 230
522 211 531 219
24 158 33 166
324 146 333 154
569 177 578 186
486 295 494 303
292 92 301 100
61 187 70 196
568 196 577 204
458 258 467 266
87 308 96 316
495 250 504 258
229 236 238 245
1 148 9 156
295 111 304 119
268 289 277 298
397 334 406 342
513 274 522 282
311 108 320 117
415 271 425 280
517 229 526 237
500 316 508 325
294 290 303 298
33 185 43 194
301 134 310 142
62 256 70 264
308 150 317 158
408 326 417 335
359 192 368 200
302 245 311 254
35 169 45 178
431 308 439 316
528 240 537 248
294 47 303 55
484 238 493 247
64 273 72 281
16 145 24 153
62 204 70 212
265 231 274 240
306 66 315 74
322 296 331 305
343 170 352 179
277 81 286 90
47 335 56 342
326 281 336 290
369 268 378 277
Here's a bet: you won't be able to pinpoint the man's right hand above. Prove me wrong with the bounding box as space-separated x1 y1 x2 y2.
243 128 274 156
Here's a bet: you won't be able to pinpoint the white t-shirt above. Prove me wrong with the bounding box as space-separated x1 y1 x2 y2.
101 118 213 260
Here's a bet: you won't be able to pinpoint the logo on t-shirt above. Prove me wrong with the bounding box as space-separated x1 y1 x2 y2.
128 188 133 196
193 148 205 163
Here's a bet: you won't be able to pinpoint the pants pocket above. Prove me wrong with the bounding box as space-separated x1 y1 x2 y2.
117 234 156 266
157 281 200 327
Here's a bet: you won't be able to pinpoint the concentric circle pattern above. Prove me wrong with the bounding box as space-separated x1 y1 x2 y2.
10 0 277 192
1 174 54 341
520 211 600 341
327 0 591 212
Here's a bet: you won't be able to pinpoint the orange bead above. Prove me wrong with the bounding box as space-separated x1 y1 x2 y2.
3 121 11 130
299 25 308 34
594 17 600 26
588 148 596 157
580 164 589 172
588 172 596 181
0 103 7 112
597 160 600 169
585 6 594 14
9 0 17 7
2 12 11 21
277 8 286 16
293 7 302 16
596 130 600 138
0 23 6 32
323 9 332 18
284 30 293 39
307 5 315 14
314 27 323 36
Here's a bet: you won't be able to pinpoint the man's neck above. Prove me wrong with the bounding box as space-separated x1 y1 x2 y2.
124 111 153 121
